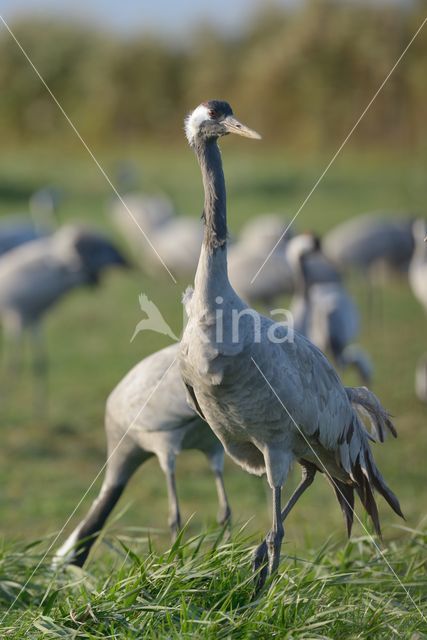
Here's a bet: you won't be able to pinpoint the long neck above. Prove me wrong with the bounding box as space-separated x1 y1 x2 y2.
289 252 310 298
193 136 231 304
196 137 227 251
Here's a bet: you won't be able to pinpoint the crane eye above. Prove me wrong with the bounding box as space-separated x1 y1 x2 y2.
209 109 218 118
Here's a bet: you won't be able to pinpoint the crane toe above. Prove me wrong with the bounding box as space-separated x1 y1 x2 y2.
252 539 269 592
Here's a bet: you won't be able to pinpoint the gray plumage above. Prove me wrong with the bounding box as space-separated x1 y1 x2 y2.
228 214 295 305
228 215 339 306
53 342 230 567
0 224 129 405
287 233 372 384
110 192 203 279
323 212 415 277
110 192 175 259
180 100 403 591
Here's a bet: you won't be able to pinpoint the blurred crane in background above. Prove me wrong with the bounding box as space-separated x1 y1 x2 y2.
287 233 372 383
228 214 340 307
110 192 175 262
110 192 202 280
228 214 295 305
0 224 129 412
323 213 415 318
323 213 414 277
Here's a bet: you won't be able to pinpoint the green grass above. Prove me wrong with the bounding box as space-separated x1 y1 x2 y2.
0 141 426 636
0 527 426 638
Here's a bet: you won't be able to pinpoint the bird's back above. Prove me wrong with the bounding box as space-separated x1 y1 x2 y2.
107 343 199 435
0 218 43 256
324 214 414 270
0 237 84 322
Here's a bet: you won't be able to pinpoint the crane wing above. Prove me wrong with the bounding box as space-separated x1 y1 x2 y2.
184 383 207 422
272 329 352 449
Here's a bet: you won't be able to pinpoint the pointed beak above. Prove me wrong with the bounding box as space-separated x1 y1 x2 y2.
222 116 261 140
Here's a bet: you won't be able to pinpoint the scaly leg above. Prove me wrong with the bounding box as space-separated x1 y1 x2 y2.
253 463 316 590
165 461 181 541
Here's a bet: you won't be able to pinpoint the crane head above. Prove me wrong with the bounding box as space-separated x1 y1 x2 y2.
55 226 131 285
285 232 322 266
185 100 261 145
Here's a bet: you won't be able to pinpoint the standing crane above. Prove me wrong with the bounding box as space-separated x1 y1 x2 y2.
0 224 129 410
286 233 372 383
53 343 231 567
179 100 403 591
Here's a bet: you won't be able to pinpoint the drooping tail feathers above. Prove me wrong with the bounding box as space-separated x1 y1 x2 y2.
331 387 404 538
346 386 397 442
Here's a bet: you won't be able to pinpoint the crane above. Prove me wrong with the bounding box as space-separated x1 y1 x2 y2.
286 233 372 383
179 100 403 591
0 224 129 410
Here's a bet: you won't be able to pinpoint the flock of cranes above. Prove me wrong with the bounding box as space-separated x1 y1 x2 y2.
1 100 425 589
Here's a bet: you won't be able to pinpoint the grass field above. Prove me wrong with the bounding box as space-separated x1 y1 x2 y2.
0 140 426 637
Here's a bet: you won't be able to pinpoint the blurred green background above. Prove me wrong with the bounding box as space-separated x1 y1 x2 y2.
0 0 426 557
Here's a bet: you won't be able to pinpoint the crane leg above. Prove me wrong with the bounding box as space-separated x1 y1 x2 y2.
30 323 48 417
280 463 316 521
53 445 147 568
252 463 316 591
1 314 24 379
164 460 181 542
214 469 231 526
266 485 284 576
54 482 126 568
207 449 231 526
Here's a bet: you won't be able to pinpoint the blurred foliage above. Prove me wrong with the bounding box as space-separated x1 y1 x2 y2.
1 0 427 149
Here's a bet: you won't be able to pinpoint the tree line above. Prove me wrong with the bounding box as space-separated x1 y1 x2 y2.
1 0 426 149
